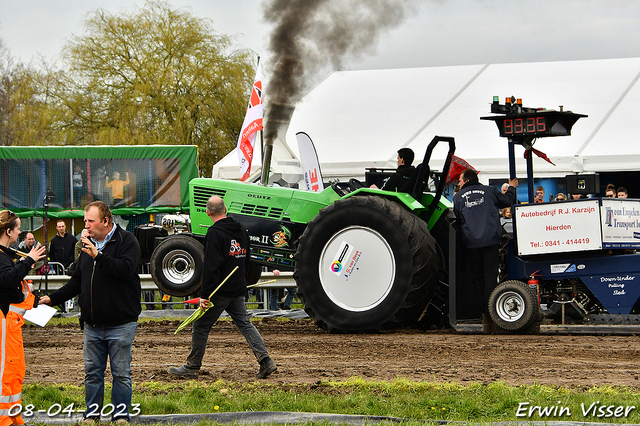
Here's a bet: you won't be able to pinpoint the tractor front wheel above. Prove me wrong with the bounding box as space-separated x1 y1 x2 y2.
150 235 204 297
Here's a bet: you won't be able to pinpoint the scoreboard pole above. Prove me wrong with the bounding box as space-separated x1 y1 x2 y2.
525 148 535 202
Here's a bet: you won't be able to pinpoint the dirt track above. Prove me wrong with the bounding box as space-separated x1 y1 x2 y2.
24 318 640 388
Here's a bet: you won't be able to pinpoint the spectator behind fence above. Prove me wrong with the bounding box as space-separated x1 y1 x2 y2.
268 269 297 310
555 193 567 202
617 187 628 198
605 184 616 198
72 163 85 208
91 163 108 202
40 201 141 423
18 232 45 273
534 186 545 203
106 171 130 207
49 220 77 268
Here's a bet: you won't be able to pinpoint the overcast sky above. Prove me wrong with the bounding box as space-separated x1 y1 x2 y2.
2 0 640 73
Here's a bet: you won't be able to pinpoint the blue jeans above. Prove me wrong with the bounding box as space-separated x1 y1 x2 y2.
83 322 137 421
283 287 297 308
186 294 270 369
73 187 83 207
269 289 281 310
269 288 297 309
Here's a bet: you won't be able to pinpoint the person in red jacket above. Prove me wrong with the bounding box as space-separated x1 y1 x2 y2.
168 196 277 380
0 210 46 426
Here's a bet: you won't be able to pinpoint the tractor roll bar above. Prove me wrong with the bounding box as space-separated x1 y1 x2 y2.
412 136 456 222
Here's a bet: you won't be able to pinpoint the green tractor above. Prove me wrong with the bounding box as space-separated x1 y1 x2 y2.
150 136 457 332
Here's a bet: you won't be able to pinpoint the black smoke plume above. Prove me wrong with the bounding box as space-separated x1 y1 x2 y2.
262 0 419 143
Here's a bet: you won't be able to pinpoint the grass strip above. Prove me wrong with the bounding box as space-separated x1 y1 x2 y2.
23 378 640 424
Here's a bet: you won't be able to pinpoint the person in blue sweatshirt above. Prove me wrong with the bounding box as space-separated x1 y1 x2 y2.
453 169 518 327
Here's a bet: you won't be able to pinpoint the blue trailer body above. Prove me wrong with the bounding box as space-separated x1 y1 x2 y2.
507 241 640 315
506 195 640 318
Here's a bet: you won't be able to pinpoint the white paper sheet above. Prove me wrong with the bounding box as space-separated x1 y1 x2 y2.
23 303 58 327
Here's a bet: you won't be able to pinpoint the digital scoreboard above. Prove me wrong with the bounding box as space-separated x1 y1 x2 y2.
481 96 588 203
480 97 587 138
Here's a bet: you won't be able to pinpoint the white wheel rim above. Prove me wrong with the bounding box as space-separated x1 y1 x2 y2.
495 290 526 322
318 226 395 312
162 249 196 284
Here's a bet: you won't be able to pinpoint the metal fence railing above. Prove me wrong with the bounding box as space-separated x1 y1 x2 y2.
25 271 297 311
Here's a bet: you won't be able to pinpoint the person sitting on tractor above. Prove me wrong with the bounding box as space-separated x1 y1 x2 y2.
370 148 415 192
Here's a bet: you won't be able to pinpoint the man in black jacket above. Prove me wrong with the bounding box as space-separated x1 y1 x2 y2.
41 201 141 423
169 196 277 380
453 169 518 329
49 220 77 268
371 148 415 192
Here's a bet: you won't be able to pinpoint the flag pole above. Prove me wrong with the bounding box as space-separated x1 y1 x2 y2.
237 55 264 182
258 56 265 184
259 131 265 184
259 52 270 185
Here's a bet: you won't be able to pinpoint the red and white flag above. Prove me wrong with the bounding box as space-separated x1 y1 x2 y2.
237 63 263 181
445 155 477 185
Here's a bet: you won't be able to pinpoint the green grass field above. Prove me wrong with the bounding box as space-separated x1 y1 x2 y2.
22 378 640 425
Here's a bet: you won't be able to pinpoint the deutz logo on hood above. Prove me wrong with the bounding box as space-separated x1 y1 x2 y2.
248 194 271 200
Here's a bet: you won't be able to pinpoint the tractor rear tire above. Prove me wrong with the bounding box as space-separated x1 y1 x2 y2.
488 280 539 332
150 235 204 297
294 196 440 333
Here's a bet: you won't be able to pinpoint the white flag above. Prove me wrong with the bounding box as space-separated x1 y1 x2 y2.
237 63 263 181
296 132 323 192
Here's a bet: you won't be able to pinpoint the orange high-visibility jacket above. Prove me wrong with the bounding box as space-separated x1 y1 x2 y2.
0 280 36 426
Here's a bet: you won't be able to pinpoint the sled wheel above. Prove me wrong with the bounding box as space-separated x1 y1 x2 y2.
150 235 204 296
294 196 440 333
488 280 539 331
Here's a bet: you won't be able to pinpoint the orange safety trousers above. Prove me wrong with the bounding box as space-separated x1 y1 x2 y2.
0 281 35 426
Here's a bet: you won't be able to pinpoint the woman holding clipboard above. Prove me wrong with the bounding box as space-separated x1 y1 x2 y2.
0 209 46 426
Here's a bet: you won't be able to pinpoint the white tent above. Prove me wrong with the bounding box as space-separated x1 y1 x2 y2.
213 57 640 184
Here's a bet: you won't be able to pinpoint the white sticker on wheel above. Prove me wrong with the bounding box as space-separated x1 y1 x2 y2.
330 241 353 276
343 248 362 281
